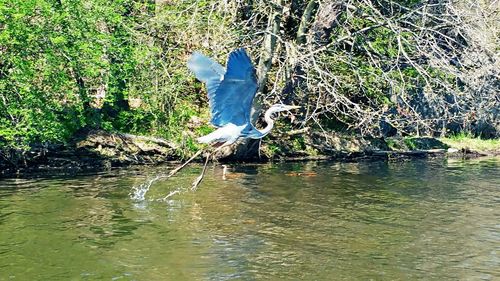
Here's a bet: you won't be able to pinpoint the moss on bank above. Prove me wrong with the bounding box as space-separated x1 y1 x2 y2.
262 131 500 161
440 134 500 154
1 128 498 178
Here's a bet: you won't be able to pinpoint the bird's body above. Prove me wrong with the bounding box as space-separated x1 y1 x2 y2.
188 48 299 146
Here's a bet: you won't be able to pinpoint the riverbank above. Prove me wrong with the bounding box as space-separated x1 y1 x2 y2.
263 130 499 161
1 129 498 178
0 130 179 177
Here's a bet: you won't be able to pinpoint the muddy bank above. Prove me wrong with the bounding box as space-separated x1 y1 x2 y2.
267 131 499 162
1 129 498 178
0 130 178 177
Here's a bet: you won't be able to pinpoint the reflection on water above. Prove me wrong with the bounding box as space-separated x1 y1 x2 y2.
0 158 499 280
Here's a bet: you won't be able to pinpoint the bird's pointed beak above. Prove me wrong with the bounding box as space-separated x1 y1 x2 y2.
285 105 301 110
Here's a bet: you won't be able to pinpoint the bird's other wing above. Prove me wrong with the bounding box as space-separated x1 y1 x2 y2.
210 48 258 127
187 52 226 102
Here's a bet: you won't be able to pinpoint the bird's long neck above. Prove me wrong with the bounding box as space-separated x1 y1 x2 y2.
256 107 276 137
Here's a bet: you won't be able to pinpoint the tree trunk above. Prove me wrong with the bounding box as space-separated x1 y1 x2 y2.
256 0 283 96
296 0 318 45
221 0 284 161
282 0 318 106
311 1 343 45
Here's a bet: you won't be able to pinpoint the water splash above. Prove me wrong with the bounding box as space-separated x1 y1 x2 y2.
155 189 183 202
130 174 168 201
130 149 205 201
130 173 188 202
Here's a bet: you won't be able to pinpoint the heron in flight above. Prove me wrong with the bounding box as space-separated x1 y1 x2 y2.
185 48 299 188
187 48 300 148
133 49 298 198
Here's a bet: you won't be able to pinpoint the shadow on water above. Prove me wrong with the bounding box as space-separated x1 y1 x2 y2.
0 158 499 280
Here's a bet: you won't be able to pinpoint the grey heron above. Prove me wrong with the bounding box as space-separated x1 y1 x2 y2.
186 48 299 189
187 48 300 148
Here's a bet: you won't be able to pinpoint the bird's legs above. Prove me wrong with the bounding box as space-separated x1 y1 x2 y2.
191 151 210 190
221 165 228 180
168 149 204 177
191 142 230 190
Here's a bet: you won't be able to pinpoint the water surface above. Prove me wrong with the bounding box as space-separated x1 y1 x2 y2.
0 158 499 280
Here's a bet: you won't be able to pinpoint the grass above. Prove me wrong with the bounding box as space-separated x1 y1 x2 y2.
440 133 500 152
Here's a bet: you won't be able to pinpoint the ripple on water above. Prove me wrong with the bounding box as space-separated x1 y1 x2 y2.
0 158 498 280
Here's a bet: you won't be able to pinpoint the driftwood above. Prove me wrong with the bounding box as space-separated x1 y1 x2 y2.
371 149 446 157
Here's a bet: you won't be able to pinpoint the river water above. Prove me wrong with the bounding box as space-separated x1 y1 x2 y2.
0 158 499 280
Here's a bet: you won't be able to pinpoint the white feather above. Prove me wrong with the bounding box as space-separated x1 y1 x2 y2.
197 123 246 145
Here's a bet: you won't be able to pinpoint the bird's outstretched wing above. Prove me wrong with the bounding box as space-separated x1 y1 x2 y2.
187 52 226 101
210 48 258 127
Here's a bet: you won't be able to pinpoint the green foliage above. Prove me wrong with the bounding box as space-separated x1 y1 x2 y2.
403 138 417 150
116 0 237 150
385 138 398 150
263 143 282 158
2 0 484 154
447 132 475 141
440 133 500 152
323 17 422 104
196 124 214 137
385 137 449 150
291 136 306 151
0 0 150 147
0 0 236 152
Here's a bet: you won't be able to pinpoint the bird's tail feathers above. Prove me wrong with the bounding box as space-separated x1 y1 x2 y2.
197 129 225 144
196 134 214 144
